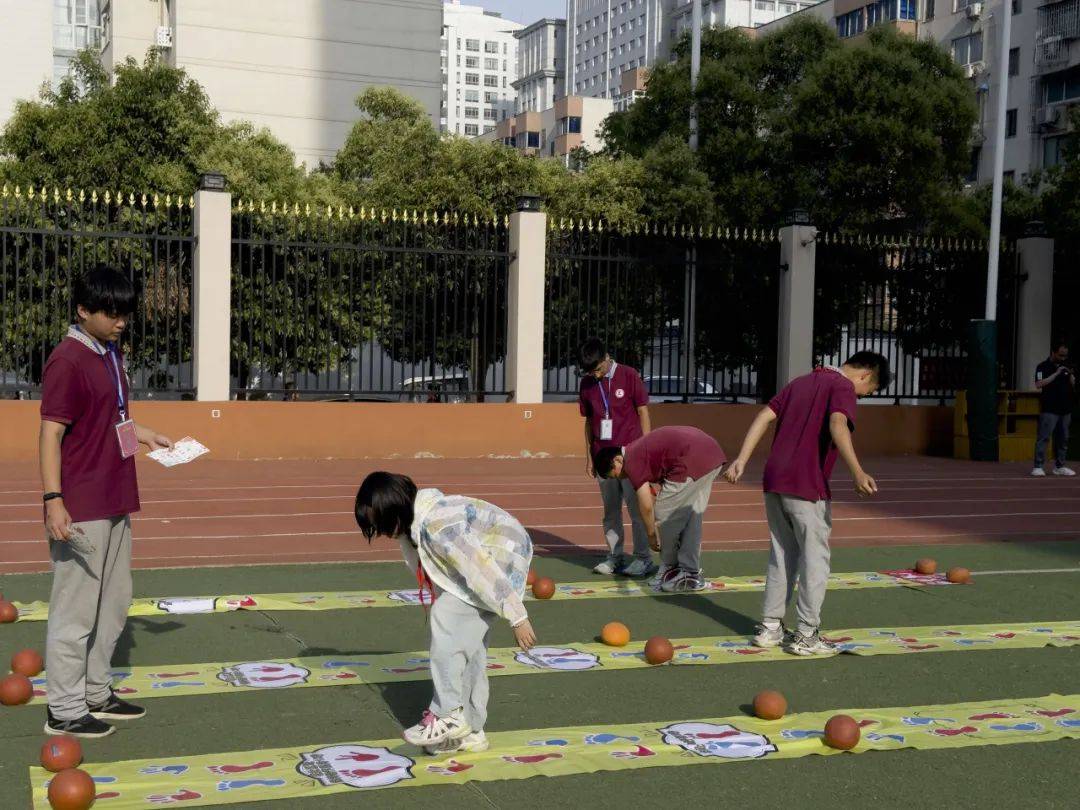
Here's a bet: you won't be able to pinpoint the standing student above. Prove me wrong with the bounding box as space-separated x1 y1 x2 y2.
40 267 173 737
592 425 726 592
724 353 888 656
578 338 656 577
1032 341 1075 477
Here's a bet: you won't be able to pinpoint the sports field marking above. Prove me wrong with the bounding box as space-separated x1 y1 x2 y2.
28 693 1080 809
16 621 1080 704
974 567 1080 575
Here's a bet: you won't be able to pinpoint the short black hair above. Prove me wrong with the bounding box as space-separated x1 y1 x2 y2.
593 447 623 479
354 471 418 543
73 266 136 318
1052 339 1068 353
579 337 607 375
845 351 891 391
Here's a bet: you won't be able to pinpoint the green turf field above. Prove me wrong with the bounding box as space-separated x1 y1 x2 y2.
3 541 1080 808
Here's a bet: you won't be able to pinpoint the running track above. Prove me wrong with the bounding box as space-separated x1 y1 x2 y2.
1 457 1078 573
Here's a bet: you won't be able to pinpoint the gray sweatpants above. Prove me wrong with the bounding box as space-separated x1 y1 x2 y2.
46 516 133 721
654 467 723 572
428 592 497 733
762 493 832 636
1034 412 1071 468
599 476 651 562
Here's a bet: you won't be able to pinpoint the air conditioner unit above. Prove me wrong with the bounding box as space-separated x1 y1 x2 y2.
1036 106 1062 129
963 62 982 79
966 2 983 19
155 26 173 48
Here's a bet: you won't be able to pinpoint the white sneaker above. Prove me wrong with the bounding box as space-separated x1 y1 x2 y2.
424 730 489 755
660 568 707 593
649 563 672 589
1031 468 1047 477
592 557 620 575
752 621 787 648
403 709 470 747
783 630 838 657
622 557 658 578
1053 466 1076 477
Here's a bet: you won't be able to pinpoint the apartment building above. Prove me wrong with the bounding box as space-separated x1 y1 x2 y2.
514 18 567 114
442 1 522 136
478 95 614 164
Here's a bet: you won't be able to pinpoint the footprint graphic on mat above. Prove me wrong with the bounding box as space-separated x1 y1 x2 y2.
147 790 201 804
216 779 287 792
584 733 640 745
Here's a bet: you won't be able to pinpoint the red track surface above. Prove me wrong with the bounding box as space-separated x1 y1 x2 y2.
1 456 1078 574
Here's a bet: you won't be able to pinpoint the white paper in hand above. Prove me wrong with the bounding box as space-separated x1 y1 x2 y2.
148 436 209 467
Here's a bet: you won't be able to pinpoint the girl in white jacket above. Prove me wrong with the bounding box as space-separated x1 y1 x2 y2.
354 471 537 754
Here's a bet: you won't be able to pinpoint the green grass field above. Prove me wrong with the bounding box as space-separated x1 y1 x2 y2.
3 541 1079 808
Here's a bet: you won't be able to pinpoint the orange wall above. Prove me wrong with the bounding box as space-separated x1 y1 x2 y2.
3 402 952 462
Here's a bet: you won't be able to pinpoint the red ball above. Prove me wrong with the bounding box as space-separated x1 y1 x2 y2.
47 768 96 810
12 649 44 677
531 576 555 600
824 714 861 750
643 636 674 665
41 736 83 772
526 569 537 586
0 600 18 623
946 567 971 584
0 673 33 706
753 690 787 720
915 558 937 575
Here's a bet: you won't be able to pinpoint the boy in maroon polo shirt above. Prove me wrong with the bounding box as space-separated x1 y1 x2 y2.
593 425 726 592
724 352 889 656
39 267 173 738
579 338 656 577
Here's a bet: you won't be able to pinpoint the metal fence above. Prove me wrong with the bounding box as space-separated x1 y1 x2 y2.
0 185 195 398
231 205 510 401
543 224 781 403
1052 238 1079 351
813 233 1019 403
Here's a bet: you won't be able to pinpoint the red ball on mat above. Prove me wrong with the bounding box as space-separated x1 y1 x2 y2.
824 714 861 750
0 600 18 623
12 649 44 677
946 567 971 584
531 576 556 599
915 558 937 575
0 673 33 706
47 768 95 810
41 736 83 772
753 690 788 720
644 636 674 665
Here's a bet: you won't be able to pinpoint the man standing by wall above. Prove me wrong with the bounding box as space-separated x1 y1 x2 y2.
1032 341 1076 477
579 337 656 577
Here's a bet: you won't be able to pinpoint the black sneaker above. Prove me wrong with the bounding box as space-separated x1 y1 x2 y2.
88 691 146 720
45 709 115 738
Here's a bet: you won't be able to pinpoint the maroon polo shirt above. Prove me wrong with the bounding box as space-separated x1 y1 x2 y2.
621 426 727 491
40 338 141 522
579 362 648 452
762 367 857 503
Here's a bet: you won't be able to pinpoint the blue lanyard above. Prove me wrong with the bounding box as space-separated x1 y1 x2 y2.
104 346 127 420
597 377 611 419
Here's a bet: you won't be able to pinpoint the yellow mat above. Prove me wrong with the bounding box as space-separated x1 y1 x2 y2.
29 693 1080 809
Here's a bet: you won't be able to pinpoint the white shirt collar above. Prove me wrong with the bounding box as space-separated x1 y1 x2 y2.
65 325 109 356
605 359 618 379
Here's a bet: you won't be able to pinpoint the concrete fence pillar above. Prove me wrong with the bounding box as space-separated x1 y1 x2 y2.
1015 221 1055 391
777 211 818 389
505 196 547 404
193 177 232 402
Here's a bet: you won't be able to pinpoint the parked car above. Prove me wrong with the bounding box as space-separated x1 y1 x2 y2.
644 375 717 403
400 373 471 403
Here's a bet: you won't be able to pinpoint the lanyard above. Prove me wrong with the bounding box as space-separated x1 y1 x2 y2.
104 346 127 420
597 377 611 419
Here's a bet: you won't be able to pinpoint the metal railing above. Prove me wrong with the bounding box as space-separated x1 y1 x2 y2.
230 205 510 401
1052 238 1079 350
0 185 195 398
543 223 781 402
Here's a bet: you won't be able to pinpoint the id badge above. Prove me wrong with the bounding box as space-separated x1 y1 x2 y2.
115 419 139 459
600 418 613 441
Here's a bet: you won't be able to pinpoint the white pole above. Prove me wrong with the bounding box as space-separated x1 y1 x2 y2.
689 0 702 150
985 1 1013 321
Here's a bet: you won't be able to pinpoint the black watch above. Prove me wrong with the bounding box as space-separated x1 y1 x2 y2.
43 492 63 503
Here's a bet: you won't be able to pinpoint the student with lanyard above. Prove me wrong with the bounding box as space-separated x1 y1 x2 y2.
39 266 173 738
578 337 657 577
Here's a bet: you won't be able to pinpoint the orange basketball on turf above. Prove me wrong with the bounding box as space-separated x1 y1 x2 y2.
644 636 674 665
824 714 861 750
601 622 630 647
753 690 787 720
915 558 937 575
0 600 18 623
41 736 83 772
11 649 44 677
531 576 556 599
946 567 971 584
0 673 33 705
47 768 95 810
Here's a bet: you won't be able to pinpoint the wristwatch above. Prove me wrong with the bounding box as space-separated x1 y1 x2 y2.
43 492 63 502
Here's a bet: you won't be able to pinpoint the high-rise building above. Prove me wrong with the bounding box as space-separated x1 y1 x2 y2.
514 18 567 114
441 1 522 136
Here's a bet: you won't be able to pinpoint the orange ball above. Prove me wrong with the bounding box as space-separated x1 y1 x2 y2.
0 600 18 623
824 714 861 750
531 576 556 600
41 736 83 772
753 690 787 720
0 673 33 706
526 569 537 586
601 621 630 647
915 558 937 575
643 636 674 665
12 649 44 677
47 768 96 810
946 567 971 584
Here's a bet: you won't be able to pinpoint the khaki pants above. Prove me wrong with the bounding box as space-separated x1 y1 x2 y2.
46 516 132 720
654 466 723 572
762 493 832 636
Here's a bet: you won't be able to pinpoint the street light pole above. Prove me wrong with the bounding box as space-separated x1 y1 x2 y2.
985 0 1013 320
689 0 702 151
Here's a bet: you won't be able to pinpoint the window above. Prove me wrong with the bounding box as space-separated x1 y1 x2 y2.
1044 135 1067 168
780 2 796 12
484 125 495 134
485 75 498 87
926 0 935 17
440 56 447 69
1006 108 1017 138
485 41 498 54
1044 67 1080 104
465 124 479 136
503 77 507 87
1003 170 1015 184
465 107 479 118
484 108 498 121
966 146 981 183
465 73 479 85
837 10 864 37
466 56 479 68
568 116 582 134
1008 48 1020 77
528 131 540 148
54 0 103 52
485 58 498 70
1012 0 1020 12
755 0 773 10
456 38 461 48
466 39 480 51
484 91 497 103
898 0 916 20
952 33 983 66
465 89 479 102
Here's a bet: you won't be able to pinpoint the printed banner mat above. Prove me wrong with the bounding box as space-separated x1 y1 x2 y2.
20 621 1080 705
29 693 1080 809
10 569 950 622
